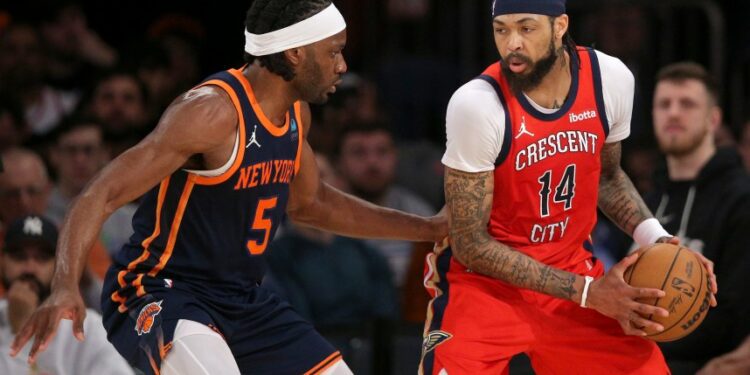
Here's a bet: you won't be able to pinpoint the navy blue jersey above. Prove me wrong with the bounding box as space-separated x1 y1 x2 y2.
110 68 304 311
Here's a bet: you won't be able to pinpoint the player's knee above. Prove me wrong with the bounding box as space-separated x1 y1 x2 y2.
161 320 240 375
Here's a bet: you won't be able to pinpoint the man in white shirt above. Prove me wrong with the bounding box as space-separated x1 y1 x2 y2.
0 215 132 374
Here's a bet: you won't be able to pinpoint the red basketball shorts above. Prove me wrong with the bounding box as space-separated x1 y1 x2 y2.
420 246 669 375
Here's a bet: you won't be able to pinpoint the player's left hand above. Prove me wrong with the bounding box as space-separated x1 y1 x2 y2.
657 236 717 307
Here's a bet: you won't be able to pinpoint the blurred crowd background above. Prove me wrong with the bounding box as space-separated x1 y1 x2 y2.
0 0 749 374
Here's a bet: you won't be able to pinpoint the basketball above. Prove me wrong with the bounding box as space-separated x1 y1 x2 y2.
623 243 711 342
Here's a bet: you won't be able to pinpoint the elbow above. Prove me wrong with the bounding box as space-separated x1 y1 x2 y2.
449 230 486 268
287 197 320 226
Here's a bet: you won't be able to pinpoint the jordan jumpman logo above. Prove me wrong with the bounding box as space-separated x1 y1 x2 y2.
515 115 535 139
246 125 261 148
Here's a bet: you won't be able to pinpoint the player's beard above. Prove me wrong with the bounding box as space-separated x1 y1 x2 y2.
296 51 328 104
501 38 559 94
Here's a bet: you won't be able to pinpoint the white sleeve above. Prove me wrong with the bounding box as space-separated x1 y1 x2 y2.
442 79 505 173
596 50 635 143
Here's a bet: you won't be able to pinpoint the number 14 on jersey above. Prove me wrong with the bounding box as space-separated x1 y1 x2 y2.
531 164 576 243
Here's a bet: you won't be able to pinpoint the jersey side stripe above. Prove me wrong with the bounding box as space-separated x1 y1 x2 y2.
294 101 304 175
116 176 170 287
111 176 171 312
147 174 197 277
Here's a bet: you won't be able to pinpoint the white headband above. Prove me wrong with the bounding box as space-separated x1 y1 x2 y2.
245 4 346 56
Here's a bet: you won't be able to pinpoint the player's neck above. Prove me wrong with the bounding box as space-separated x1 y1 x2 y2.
523 49 571 110
666 139 716 181
244 63 298 127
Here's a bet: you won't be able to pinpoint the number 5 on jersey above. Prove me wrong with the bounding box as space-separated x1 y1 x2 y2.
247 197 278 255
537 164 576 217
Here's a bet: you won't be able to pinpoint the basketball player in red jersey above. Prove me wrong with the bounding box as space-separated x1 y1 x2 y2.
421 0 718 373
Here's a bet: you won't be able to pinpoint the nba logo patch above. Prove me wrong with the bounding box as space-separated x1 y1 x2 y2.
290 119 298 141
135 300 163 336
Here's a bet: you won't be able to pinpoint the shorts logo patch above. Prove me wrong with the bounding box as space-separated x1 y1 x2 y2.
423 330 452 354
135 300 163 336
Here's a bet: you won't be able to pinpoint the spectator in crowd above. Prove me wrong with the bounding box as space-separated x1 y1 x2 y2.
646 62 750 374
0 147 104 309
83 69 150 157
308 72 379 157
0 148 51 232
39 2 118 90
265 153 397 330
0 214 133 374
132 15 205 124
0 96 29 155
46 116 136 260
335 121 434 291
0 23 78 135
266 153 399 375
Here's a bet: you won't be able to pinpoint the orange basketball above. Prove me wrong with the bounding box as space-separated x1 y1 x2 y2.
623 243 711 342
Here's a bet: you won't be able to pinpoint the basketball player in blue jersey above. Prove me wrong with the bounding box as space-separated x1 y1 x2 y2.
10 1 447 374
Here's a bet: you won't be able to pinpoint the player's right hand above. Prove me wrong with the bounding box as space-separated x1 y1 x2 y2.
9 286 87 364
585 252 670 336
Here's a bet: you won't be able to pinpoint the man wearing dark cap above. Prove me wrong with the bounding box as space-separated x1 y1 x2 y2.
0 215 132 374
423 0 717 373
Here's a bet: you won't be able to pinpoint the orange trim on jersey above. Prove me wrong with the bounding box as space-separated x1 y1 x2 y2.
134 274 146 297
229 68 290 137
111 291 128 313
304 351 343 375
294 101 304 175
148 174 197 277
192 79 247 186
112 177 171 312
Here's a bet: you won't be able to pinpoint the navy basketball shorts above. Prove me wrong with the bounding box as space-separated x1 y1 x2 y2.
101 267 341 375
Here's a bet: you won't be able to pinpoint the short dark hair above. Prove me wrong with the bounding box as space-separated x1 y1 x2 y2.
49 114 103 144
244 0 332 81
656 62 719 104
333 120 394 160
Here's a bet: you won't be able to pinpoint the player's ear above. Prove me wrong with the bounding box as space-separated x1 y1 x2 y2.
554 14 569 40
284 47 305 67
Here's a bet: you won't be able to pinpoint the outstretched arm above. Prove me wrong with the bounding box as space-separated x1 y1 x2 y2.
11 85 238 363
286 103 445 242
445 166 668 335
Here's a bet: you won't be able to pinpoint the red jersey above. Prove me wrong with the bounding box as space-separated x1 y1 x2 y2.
479 47 609 269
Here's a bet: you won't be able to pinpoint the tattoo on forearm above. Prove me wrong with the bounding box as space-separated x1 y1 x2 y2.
445 168 579 300
597 143 653 235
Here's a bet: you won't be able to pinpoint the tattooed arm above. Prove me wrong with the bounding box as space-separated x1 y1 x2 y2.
597 141 654 235
598 141 719 305
446 166 669 335
445 167 586 302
